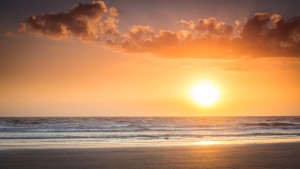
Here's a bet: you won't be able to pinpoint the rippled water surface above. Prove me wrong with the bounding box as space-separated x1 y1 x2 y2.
1 117 300 149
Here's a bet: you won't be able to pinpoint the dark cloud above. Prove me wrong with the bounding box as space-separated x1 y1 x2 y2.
19 1 300 59
239 13 300 57
19 0 118 42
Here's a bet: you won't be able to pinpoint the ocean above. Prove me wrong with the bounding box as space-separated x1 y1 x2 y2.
0 117 300 149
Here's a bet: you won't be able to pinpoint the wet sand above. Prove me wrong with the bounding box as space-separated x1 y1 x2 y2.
1 143 300 169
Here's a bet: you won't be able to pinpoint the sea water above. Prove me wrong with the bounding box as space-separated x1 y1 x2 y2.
0 117 300 149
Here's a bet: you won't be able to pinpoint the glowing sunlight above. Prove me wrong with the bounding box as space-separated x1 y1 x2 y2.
189 81 220 107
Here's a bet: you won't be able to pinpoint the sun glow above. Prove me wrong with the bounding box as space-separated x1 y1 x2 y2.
189 81 220 106
195 140 220 145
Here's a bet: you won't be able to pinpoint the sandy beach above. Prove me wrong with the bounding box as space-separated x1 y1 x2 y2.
1 143 300 169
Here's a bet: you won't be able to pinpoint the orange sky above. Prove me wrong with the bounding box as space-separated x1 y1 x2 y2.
0 0 300 116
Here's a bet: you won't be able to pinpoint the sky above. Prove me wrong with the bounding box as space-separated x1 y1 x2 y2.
0 0 300 117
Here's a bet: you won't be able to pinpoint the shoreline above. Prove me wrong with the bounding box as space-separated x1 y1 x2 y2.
1 142 300 169
1 137 300 150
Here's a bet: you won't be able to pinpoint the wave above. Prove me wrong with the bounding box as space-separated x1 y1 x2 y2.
1 117 300 140
240 122 300 127
1 132 300 140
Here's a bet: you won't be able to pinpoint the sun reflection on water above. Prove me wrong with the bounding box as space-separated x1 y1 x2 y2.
194 140 220 145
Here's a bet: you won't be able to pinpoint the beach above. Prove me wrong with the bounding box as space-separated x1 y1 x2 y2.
1 143 300 169
1 0 300 168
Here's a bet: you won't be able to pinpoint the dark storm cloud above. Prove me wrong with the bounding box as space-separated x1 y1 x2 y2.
18 0 300 59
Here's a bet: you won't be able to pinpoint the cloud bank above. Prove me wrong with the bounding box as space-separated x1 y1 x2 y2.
19 0 300 59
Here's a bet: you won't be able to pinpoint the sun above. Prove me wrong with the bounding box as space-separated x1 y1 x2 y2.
189 81 220 106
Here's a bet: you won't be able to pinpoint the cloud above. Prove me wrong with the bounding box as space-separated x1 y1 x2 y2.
120 25 154 52
238 13 300 57
181 17 233 37
19 1 300 59
19 0 118 42
120 22 235 59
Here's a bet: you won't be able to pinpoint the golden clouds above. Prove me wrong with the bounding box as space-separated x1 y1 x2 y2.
180 17 233 37
19 1 300 59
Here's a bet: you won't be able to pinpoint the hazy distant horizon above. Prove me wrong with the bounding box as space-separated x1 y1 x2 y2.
1 115 300 118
